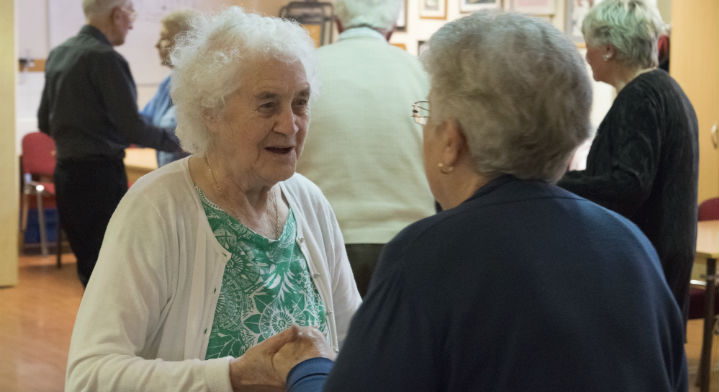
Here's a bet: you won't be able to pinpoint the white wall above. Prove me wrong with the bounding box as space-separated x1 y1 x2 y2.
14 0 287 155
15 0 640 164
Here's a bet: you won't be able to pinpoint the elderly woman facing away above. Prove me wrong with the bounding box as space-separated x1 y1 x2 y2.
140 9 197 166
258 11 688 392
557 0 698 322
65 7 361 392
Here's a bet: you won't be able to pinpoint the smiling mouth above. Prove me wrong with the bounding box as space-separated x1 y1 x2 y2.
266 146 294 155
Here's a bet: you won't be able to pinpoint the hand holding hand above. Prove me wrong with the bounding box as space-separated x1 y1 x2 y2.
272 326 335 381
229 325 300 392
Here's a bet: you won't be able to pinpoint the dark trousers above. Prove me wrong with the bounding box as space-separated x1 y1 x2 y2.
345 244 385 297
54 158 127 287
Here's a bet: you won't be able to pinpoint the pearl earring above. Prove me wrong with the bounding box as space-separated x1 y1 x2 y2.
437 162 454 174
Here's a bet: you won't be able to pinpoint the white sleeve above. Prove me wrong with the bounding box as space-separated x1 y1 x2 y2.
65 191 233 392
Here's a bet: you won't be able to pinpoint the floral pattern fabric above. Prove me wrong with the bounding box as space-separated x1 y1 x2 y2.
197 187 328 359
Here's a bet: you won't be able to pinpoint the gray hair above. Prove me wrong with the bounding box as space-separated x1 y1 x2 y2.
582 0 664 69
161 9 198 38
421 11 592 183
170 7 317 155
335 0 402 31
82 0 127 19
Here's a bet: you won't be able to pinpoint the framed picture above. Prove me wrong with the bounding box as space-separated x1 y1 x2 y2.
565 0 602 43
459 0 501 13
510 0 555 15
396 0 407 31
419 0 447 20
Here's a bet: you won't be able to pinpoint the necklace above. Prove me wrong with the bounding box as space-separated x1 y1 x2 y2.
203 155 281 239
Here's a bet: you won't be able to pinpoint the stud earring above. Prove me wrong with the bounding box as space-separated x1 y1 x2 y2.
603 54 611 61
437 162 454 174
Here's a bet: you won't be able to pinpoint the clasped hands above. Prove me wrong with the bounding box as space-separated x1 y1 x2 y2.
229 325 334 391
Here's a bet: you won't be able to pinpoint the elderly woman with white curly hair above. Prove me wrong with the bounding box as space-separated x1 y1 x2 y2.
65 7 360 392
251 10 688 392
558 0 698 324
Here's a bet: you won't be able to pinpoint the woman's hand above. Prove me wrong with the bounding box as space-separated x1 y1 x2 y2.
229 326 300 392
272 326 336 381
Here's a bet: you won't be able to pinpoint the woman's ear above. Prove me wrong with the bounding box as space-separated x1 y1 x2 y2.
605 44 616 60
440 119 466 167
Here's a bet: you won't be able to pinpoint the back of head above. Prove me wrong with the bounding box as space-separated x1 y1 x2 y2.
170 6 317 155
82 0 127 21
422 11 592 183
582 0 664 69
335 0 402 31
162 9 199 38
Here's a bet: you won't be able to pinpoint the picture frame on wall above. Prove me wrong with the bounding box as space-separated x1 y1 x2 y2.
419 0 447 20
396 0 407 31
565 0 601 44
510 0 555 15
459 0 502 14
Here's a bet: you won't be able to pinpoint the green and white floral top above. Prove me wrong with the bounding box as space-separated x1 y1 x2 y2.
196 187 328 359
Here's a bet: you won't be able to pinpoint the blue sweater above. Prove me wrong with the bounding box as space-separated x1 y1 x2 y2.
140 75 188 166
288 176 687 392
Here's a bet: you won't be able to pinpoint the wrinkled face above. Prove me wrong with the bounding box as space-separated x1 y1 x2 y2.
206 58 311 187
584 41 610 83
112 1 136 45
156 25 174 67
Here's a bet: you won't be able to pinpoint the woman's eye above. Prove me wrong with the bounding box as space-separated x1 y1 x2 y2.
258 102 277 112
293 99 308 112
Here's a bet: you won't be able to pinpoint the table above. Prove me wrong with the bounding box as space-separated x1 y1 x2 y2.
695 220 718 392
123 148 157 184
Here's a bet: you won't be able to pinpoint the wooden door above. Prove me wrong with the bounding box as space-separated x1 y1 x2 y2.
671 0 719 202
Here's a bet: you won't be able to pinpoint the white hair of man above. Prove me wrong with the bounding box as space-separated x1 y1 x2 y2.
335 0 402 32
421 11 592 183
82 0 127 20
582 0 665 69
170 7 317 155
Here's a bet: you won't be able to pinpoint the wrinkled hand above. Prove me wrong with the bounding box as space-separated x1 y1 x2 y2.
272 326 336 381
229 326 300 392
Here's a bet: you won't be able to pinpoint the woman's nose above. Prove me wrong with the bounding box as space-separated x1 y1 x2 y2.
275 107 300 135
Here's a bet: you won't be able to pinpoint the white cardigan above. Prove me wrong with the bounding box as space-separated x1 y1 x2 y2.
66 158 361 392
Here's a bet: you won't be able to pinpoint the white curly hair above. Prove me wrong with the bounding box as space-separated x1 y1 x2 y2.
170 7 317 155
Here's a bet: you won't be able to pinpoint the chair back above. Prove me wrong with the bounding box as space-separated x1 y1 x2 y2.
698 197 719 221
21 132 56 178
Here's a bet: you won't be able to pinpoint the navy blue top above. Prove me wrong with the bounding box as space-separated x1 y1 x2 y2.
287 176 687 392
38 25 180 161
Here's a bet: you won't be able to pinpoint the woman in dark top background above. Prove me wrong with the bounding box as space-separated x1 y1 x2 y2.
558 0 699 324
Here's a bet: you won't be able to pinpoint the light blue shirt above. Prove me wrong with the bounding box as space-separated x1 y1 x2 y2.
141 75 187 166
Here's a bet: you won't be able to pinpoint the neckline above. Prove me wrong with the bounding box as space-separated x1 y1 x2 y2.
195 185 292 243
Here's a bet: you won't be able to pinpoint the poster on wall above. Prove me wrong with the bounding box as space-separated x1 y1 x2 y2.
565 0 603 44
459 0 502 13
419 0 447 20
